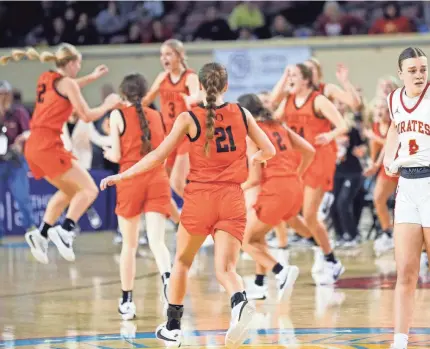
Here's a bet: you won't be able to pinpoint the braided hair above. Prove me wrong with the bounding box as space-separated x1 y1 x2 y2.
119 74 151 155
198 62 228 156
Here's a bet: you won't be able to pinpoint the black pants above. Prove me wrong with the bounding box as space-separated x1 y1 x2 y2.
331 173 364 240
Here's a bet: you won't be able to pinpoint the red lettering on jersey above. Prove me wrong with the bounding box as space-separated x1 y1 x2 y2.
425 124 430 135
418 121 424 133
407 121 413 132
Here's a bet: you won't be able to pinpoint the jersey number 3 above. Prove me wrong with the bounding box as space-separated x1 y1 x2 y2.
215 126 236 153
37 83 46 103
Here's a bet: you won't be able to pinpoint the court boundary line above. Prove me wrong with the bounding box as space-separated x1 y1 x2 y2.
2 327 430 347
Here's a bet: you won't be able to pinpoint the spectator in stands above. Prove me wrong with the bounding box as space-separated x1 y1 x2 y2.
0 81 36 239
315 1 364 36
238 27 257 40
270 14 293 38
95 1 128 43
127 22 143 44
50 17 66 46
228 1 265 32
369 2 414 35
193 6 234 41
148 19 172 43
76 13 99 45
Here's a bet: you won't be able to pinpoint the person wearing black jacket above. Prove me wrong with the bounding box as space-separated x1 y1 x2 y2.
331 105 366 246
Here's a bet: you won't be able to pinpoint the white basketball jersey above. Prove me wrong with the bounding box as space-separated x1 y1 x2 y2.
388 84 430 168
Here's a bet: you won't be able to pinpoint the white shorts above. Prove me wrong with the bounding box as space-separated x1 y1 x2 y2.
395 176 430 227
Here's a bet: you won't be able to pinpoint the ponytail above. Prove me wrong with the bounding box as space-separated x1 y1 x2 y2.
135 102 152 155
204 82 218 156
0 44 79 67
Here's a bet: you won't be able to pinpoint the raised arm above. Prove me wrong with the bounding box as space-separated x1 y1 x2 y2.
183 73 202 108
142 72 167 107
326 64 362 111
101 111 192 189
60 78 120 122
75 65 109 88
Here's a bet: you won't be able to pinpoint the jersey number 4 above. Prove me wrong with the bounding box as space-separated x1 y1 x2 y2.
215 126 236 153
408 139 419 155
37 83 46 103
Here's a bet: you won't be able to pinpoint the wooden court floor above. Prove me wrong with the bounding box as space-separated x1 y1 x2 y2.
1 231 430 349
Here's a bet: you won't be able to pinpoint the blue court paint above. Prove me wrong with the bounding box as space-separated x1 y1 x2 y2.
0 242 28 248
1 327 430 348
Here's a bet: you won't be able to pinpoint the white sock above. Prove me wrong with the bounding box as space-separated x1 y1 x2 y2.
393 333 408 349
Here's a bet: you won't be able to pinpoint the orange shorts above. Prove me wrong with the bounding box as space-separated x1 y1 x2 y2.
377 165 399 183
181 182 246 242
303 144 337 192
24 134 75 180
254 176 304 226
166 137 190 170
115 168 171 218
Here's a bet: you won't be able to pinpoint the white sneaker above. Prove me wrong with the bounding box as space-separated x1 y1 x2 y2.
312 247 325 274
118 300 136 321
246 283 268 301
25 229 49 264
313 260 345 285
48 226 75 262
374 233 394 257
155 322 181 347
87 207 102 229
113 232 122 245
276 265 300 301
390 345 406 349
225 301 255 349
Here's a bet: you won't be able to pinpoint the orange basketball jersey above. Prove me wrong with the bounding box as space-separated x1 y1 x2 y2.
30 71 73 135
159 69 194 132
117 104 165 172
283 90 334 148
372 121 390 139
257 122 298 181
317 82 325 94
187 103 248 184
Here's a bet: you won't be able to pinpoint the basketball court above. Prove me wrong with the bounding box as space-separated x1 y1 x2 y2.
1 232 429 349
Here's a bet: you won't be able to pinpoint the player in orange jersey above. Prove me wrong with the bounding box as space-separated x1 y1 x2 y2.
102 74 172 321
238 93 315 300
101 62 276 349
364 97 398 256
271 58 361 111
0 44 120 264
142 39 201 223
274 64 348 285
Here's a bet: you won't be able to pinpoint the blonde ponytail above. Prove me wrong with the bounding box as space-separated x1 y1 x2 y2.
0 43 79 67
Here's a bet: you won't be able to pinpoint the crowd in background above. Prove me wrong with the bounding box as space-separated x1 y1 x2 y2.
0 1 427 47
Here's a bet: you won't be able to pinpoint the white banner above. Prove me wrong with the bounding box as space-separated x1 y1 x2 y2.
213 46 311 102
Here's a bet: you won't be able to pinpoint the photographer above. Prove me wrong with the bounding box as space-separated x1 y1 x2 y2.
0 81 36 240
